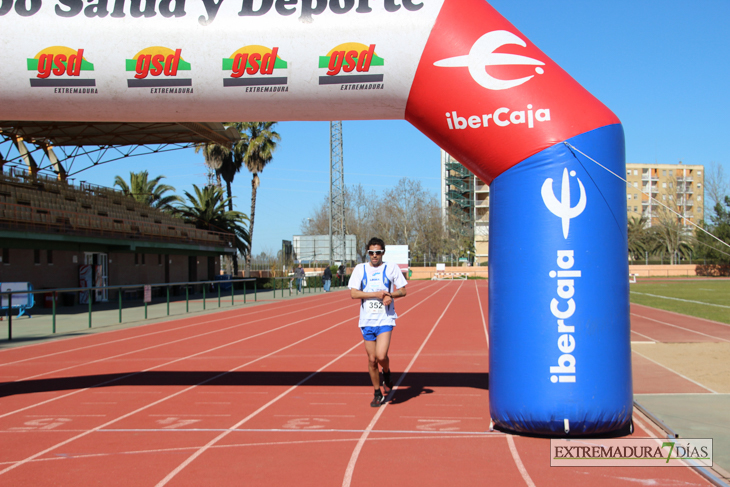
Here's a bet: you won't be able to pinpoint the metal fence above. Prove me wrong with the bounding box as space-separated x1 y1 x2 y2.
0 278 257 341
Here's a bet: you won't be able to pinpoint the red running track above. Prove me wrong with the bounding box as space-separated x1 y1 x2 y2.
0 280 713 486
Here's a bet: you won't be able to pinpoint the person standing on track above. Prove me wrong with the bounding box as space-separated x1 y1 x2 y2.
295 264 305 293
337 263 346 287
349 237 407 407
323 265 332 292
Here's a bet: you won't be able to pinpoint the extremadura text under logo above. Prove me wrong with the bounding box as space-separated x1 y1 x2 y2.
319 43 384 90
126 47 192 92
27 47 96 90
223 46 288 92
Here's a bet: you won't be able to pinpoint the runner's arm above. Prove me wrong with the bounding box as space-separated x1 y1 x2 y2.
350 289 388 300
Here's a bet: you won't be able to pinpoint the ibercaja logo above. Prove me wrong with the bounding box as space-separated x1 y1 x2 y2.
126 47 193 93
27 47 97 93
318 43 384 91
222 46 289 92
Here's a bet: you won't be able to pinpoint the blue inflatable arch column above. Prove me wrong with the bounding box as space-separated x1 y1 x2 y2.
406 0 632 435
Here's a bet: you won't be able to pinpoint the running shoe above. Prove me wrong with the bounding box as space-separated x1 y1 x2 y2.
370 390 385 407
381 370 393 395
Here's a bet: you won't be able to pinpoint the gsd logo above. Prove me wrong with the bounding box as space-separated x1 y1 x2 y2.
319 43 384 90
541 168 587 239
126 47 192 91
223 46 288 92
434 31 545 91
27 47 95 89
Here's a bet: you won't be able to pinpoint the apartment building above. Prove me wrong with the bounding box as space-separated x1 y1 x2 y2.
442 151 705 264
625 162 704 226
440 150 489 264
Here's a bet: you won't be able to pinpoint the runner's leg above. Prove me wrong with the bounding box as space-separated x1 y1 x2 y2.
363 339 381 390
375 331 391 374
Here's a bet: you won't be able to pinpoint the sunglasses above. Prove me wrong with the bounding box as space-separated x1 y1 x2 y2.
368 250 384 256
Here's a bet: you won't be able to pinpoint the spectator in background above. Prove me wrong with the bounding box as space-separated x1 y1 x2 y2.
323 266 332 292
337 264 346 286
295 264 305 293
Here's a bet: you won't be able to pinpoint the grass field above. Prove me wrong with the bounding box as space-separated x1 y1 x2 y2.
630 279 730 324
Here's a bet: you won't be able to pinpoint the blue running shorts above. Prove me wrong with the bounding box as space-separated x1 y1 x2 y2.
360 326 394 341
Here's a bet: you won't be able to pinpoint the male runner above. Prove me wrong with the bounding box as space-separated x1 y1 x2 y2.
349 237 407 407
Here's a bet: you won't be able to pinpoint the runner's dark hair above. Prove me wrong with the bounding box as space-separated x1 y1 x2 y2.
367 237 385 250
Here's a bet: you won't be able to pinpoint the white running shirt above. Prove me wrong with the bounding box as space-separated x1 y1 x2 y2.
348 263 408 328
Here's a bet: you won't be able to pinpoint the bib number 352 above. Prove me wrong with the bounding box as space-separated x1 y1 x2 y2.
366 300 386 314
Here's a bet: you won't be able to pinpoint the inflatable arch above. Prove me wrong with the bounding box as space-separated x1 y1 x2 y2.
0 0 632 435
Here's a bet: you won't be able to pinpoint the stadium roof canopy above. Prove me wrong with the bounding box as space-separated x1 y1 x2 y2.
0 121 240 146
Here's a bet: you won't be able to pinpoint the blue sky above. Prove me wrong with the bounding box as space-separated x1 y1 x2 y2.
70 1 730 255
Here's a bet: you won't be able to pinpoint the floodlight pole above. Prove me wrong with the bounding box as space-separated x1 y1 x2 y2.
329 121 346 266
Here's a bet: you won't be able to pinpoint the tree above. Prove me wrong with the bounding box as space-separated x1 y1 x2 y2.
301 179 448 264
705 162 729 216
694 195 730 264
627 215 650 261
113 170 180 211
174 184 250 258
195 123 257 275
195 143 229 190
235 122 281 276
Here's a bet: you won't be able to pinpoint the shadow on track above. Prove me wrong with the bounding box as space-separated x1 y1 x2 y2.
0 371 489 400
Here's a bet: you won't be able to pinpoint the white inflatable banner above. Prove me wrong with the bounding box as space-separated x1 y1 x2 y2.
0 0 443 121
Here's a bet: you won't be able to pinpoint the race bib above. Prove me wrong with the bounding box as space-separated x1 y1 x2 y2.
365 299 386 314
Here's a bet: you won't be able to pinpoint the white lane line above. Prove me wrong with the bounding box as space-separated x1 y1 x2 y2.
98 428 500 435
477 280 536 487
506 435 537 487
0 292 344 365
154 281 447 487
0 434 501 467
631 349 717 394
632 302 730 328
630 291 730 309
475 279 488 346
636 392 730 396
274 414 355 418
0 304 356 420
153 341 363 487
342 280 464 487
630 313 730 343
0 314 361 477
630 329 658 342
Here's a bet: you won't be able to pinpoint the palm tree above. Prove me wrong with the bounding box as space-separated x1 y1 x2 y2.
194 130 245 274
174 184 250 257
649 208 695 264
232 122 280 275
627 215 649 261
194 142 230 193
113 170 180 211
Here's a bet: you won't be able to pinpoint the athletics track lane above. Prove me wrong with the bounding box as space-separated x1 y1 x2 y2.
0 282 438 484
0 280 716 486
0 285 370 480
0 292 354 418
629 303 730 343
